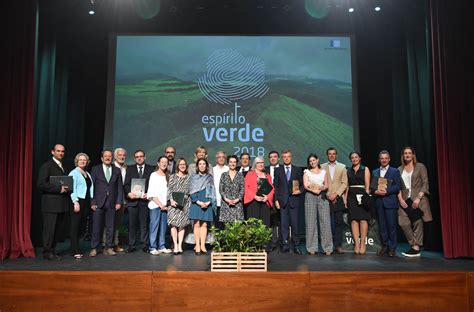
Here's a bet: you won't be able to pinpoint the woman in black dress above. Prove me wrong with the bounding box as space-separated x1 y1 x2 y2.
345 151 371 254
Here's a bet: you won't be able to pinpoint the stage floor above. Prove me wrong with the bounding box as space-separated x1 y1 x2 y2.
1 242 472 272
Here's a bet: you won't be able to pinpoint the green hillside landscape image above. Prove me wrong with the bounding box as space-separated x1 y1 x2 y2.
114 77 354 166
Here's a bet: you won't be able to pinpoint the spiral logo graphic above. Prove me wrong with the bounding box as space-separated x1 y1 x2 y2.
198 49 270 105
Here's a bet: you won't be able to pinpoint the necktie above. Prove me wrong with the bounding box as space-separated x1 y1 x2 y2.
285 166 291 181
105 166 111 182
138 166 143 178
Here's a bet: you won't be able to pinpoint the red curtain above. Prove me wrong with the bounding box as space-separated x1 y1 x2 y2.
431 0 474 258
0 0 37 259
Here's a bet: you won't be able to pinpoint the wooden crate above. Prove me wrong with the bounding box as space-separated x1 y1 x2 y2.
211 252 267 272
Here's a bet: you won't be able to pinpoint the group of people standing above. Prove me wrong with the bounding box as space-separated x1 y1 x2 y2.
37 143 432 260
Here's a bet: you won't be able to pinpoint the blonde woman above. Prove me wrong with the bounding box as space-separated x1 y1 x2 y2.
68 153 94 259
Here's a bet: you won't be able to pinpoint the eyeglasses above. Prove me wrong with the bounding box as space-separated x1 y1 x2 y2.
165 151 175 154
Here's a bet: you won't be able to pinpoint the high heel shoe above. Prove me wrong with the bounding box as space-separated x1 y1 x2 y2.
359 244 366 255
354 244 360 254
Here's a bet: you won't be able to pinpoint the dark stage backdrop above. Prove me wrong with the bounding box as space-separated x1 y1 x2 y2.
1 0 36 259
7 0 468 258
431 0 474 258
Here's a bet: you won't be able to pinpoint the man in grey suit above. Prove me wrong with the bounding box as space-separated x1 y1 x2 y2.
37 144 70 260
90 150 124 256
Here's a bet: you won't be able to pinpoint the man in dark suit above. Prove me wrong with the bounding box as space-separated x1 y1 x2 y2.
273 150 304 255
124 149 154 253
37 144 70 260
265 150 281 252
372 150 401 257
165 146 177 174
237 152 251 177
90 150 124 256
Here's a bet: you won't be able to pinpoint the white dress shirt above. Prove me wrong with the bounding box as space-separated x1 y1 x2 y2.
402 169 413 198
269 164 279 182
114 161 127 181
52 157 64 172
239 166 250 173
328 162 337 180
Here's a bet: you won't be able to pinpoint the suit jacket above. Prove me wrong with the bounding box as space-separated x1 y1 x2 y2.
321 162 348 211
68 167 94 203
123 163 154 207
273 164 304 208
398 163 433 222
37 159 70 213
91 164 124 208
371 166 401 209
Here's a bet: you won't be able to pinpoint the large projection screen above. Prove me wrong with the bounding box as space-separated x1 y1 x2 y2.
105 35 357 166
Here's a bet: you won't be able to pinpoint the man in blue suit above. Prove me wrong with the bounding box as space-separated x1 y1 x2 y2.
90 150 124 257
274 150 304 255
372 150 401 257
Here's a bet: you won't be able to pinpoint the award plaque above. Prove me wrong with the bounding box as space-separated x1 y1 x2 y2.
131 178 146 198
308 183 320 193
370 177 392 192
292 180 300 194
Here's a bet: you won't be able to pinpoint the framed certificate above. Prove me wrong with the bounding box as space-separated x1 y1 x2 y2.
131 178 146 198
50 176 73 190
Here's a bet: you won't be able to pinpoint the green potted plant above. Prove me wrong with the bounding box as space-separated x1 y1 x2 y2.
210 218 272 272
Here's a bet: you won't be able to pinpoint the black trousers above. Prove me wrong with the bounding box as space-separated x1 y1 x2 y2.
246 200 271 227
69 198 89 255
270 209 281 247
42 212 65 255
280 204 300 246
128 201 149 247
91 203 116 249
330 207 344 249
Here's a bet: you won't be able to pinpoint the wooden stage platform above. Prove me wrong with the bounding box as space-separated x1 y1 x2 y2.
1 270 473 311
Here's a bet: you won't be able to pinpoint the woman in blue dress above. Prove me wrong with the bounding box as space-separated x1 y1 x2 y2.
189 158 216 255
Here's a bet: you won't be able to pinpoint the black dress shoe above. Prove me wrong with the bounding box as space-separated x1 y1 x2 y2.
43 254 61 261
388 250 396 257
127 247 136 253
281 245 290 253
294 247 302 255
142 247 149 253
376 246 388 256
